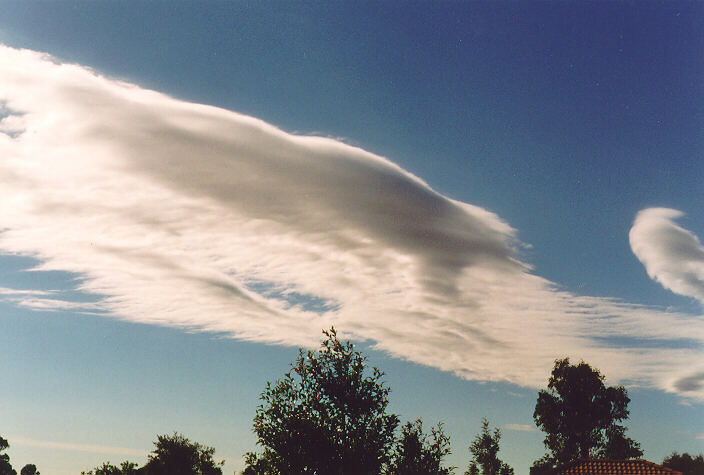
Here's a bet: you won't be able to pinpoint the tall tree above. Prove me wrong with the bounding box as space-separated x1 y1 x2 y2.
19 466 39 475
0 436 16 475
465 419 513 475
662 452 704 475
142 433 223 475
388 419 454 475
532 358 641 472
246 328 399 475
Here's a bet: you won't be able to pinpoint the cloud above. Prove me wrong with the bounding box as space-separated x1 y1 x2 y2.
10 296 104 312
502 424 535 432
0 45 703 399
9 435 147 457
0 286 103 312
630 208 704 304
673 372 704 393
0 286 54 296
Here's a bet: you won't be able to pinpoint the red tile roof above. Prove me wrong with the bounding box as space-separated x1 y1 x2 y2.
556 459 682 475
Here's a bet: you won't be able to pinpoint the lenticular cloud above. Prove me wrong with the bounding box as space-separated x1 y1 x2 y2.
630 208 704 304
1 45 703 399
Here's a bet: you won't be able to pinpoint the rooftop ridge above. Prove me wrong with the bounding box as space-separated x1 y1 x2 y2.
556 458 683 475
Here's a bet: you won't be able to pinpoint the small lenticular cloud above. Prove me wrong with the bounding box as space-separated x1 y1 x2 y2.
630 208 704 304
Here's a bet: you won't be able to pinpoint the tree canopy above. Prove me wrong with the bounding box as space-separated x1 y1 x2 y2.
531 358 642 472
142 433 223 475
0 436 15 475
387 419 453 475
19 466 39 475
662 452 704 475
82 433 221 475
81 461 137 475
246 328 399 474
465 419 513 475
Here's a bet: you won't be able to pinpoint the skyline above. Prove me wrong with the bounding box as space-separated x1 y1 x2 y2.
0 2 702 473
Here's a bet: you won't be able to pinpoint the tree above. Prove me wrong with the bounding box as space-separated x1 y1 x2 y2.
0 436 16 475
465 419 513 475
532 358 642 471
246 328 400 474
142 433 223 475
19 466 39 475
527 457 553 475
388 419 454 475
465 464 479 475
242 451 279 475
662 452 704 475
81 461 138 475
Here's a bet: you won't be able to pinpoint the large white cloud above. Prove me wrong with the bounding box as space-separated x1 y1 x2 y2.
630 208 704 304
1 45 703 399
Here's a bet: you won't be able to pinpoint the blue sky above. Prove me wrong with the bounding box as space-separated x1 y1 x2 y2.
0 2 702 473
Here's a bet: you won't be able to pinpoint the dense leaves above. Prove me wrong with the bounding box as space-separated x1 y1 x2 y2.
246 328 399 474
531 358 641 472
242 451 279 475
82 433 223 475
662 452 704 475
81 461 137 475
142 433 223 475
465 419 513 475
19 466 39 475
0 436 15 475
387 419 453 475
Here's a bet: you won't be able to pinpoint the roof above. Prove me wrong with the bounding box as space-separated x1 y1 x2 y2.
556 459 683 475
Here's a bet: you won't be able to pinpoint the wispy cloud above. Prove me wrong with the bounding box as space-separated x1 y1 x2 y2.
0 286 103 312
10 296 104 312
9 435 147 457
0 286 54 296
0 45 703 399
502 424 535 432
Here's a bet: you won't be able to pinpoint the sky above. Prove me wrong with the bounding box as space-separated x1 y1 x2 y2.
0 1 702 473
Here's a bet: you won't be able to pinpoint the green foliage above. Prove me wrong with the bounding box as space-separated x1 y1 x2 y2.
19 466 39 475
0 436 16 475
528 457 553 475
601 425 643 460
242 450 282 475
142 432 223 475
81 434 222 475
532 358 642 470
387 419 454 475
465 419 513 475
466 464 479 475
246 328 400 475
662 452 704 475
81 461 138 475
